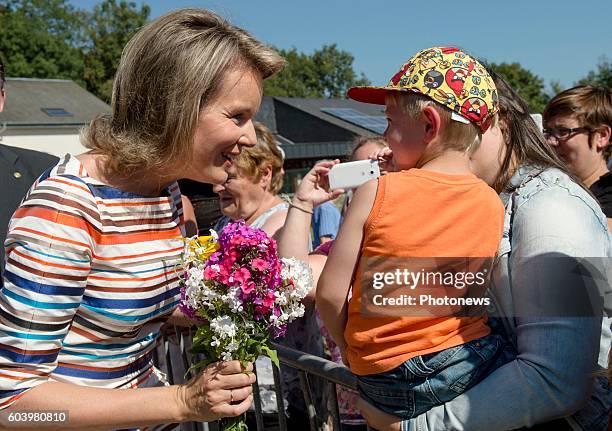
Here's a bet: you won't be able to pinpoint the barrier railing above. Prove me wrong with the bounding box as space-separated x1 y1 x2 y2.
154 328 366 431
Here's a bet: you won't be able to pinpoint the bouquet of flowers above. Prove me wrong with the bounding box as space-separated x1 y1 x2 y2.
179 220 313 431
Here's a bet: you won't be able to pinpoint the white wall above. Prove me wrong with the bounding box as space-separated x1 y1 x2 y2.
0 130 87 157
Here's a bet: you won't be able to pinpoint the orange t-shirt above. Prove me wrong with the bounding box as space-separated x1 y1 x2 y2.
345 168 504 376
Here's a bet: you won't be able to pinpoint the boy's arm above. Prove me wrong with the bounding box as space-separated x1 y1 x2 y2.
316 179 378 355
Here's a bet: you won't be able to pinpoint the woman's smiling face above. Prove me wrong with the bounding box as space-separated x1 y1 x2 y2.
182 66 263 185
213 166 269 222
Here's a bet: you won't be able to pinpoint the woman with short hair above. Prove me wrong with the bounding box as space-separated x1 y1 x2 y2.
543 85 612 230
0 8 283 429
213 121 288 239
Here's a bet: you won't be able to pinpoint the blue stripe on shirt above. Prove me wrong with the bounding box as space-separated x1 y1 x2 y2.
82 287 179 309
2 288 81 309
4 271 85 297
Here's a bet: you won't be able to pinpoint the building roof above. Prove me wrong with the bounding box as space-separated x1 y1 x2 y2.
0 79 381 160
274 96 383 137
254 96 383 159
0 78 110 127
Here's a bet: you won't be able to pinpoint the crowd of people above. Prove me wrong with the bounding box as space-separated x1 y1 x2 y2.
0 7 610 431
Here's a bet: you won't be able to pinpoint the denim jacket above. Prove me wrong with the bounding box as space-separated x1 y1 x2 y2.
407 166 611 431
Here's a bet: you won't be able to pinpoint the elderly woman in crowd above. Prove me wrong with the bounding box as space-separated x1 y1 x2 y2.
543 85 612 230
213 122 288 238
0 9 284 429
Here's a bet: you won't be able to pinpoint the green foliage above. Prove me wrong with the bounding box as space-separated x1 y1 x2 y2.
549 80 564 97
578 56 612 88
83 0 150 102
0 0 87 84
0 0 148 101
264 43 370 98
488 62 550 113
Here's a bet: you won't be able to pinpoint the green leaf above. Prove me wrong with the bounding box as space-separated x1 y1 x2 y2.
261 345 279 368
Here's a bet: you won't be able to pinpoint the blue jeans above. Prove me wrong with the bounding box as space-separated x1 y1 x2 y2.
357 334 511 419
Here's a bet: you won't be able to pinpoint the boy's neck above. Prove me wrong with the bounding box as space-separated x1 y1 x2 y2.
417 150 472 175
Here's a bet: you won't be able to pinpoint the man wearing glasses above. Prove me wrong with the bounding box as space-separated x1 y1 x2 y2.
0 58 59 275
543 85 612 231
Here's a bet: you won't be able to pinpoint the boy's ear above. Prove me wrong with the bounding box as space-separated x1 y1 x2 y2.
421 106 442 143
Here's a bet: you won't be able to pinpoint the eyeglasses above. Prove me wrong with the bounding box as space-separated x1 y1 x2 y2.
543 126 590 141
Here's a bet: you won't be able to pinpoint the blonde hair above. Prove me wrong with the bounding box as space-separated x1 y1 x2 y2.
349 136 388 161
234 122 285 194
388 92 481 154
81 8 284 177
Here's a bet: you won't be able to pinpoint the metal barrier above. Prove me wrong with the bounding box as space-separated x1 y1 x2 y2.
154 329 366 431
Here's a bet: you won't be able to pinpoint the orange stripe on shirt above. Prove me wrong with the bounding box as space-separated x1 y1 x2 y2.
92 246 183 261
97 200 168 207
69 326 107 342
13 208 180 246
88 269 177 282
45 177 91 194
11 248 88 272
0 392 27 409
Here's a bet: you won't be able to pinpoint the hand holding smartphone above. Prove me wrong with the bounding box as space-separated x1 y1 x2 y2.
328 159 381 190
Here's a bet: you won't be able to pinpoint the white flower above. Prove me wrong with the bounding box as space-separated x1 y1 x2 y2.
281 257 314 299
186 267 205 288
226 339 239 353
210 316 237 339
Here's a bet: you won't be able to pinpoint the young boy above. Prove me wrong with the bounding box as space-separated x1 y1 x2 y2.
317 47 508 418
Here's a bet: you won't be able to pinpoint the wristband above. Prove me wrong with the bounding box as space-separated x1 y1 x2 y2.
288 201 313 215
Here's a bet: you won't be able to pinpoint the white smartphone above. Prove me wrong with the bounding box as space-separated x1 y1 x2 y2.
328 159 380 190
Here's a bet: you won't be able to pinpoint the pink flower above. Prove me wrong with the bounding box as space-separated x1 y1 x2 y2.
242 281 256 295
263 291 275 308
204 266 219 280
230 235 247 246
252 258 269 271
232 267 251 284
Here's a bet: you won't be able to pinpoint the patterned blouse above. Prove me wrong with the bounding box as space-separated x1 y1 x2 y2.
0 154 184 416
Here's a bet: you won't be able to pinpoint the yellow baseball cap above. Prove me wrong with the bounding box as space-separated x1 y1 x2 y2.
348 47 498 132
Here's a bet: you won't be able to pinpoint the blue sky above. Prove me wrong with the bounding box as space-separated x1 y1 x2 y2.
72 0 611 93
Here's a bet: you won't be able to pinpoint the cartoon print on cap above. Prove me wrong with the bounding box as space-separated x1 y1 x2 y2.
445 62 475 97
433 89 459 111
424 70 444 93
462 97 488 122
347 46 499 132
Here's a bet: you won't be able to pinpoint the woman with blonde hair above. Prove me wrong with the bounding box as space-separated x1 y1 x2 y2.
0 8 283 429
213 121 288 238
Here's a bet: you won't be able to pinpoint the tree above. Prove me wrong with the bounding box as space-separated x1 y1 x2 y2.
83 0 150 102
0 0 86 84
264 44 370 98
578 56 612 88
549 80 564 97
488 62 549 113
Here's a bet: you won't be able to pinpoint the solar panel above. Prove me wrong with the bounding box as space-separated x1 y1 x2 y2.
41 108 73 117
321 108 387 134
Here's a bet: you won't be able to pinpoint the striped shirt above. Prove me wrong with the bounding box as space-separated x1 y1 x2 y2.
0 154 184 412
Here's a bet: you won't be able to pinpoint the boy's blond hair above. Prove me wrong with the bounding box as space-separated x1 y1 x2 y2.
388 92 482 155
